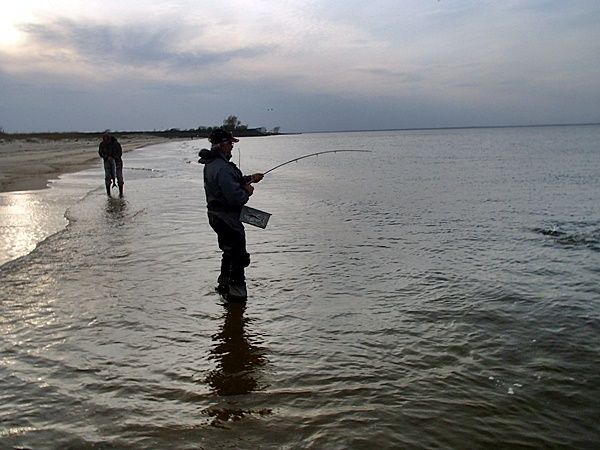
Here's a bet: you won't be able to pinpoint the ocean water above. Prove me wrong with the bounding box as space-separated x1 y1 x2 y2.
1 126 599 449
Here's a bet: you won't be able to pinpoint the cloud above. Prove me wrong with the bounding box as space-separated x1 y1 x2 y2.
1 0 599 132
2 2 406 94
10 17 273 78
357 68 424 84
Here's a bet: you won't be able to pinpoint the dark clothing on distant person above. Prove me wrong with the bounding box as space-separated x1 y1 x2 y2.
99 135 124 197
98 136 122 161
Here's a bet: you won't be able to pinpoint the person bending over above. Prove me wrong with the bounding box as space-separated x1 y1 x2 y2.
98 132 124 197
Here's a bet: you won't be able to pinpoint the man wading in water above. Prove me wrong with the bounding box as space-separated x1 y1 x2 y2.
98 132 124 197
198 128 263 302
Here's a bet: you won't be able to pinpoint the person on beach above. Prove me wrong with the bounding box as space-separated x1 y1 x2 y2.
198 128 263 302
98 132 124 197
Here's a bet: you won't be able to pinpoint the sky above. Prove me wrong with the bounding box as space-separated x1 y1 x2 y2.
1 0 599 133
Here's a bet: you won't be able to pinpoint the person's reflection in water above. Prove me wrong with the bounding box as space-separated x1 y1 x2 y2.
104 197 128 227
206 301 268 396
102 198 130 254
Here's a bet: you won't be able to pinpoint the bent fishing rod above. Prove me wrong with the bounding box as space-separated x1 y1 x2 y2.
262 149 371 176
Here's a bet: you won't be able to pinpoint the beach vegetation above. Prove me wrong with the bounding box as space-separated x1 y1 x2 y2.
0 115 285 141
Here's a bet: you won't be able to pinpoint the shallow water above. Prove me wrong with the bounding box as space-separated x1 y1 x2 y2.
1 126 599 449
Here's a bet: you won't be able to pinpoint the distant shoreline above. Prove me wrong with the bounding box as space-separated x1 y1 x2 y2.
0 134 171 194
303 122 600 134
0 129 282 140
2 121 599 138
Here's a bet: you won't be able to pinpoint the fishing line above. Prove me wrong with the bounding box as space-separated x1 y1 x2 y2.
240 149 371 228
262 149 371 175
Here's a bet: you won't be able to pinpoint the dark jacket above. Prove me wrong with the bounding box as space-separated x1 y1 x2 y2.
199 148 251 215
99 137 123 161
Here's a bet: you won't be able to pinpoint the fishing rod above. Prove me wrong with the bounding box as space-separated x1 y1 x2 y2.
262 149 371 175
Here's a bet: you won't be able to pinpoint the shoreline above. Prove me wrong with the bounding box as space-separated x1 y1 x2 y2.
0 134 173 194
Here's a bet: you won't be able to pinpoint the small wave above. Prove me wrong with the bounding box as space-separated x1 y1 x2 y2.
204 406 272 427
534 226 566 237
124 167 162 172
534 225 600 251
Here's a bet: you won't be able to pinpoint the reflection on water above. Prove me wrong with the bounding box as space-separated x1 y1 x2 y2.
0 191 66 265
206 302 268 396
1 130 600 447
204 302 272 428
99 197 134 263
104 197 128 223
1 271 59 342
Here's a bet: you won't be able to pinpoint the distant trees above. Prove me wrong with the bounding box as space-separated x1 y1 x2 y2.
188 115 280 137
0 117 279 139
222 115 242 131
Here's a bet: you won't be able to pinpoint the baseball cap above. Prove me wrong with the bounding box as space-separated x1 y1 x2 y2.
209 128 240 144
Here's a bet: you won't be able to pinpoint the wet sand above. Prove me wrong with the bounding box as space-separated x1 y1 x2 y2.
0 135 171 193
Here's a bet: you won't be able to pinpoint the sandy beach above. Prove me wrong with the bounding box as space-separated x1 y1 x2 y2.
0 134 171 193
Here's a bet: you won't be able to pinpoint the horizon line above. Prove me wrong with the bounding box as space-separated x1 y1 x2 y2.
301 121 600 134
3 121 600 136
